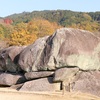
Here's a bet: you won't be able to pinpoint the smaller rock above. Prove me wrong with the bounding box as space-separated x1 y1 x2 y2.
0 56 6 71
0 72 26 86
0 46 26 72
53 67 79 82
20 77 61 92
25 71 54 80
72 71 100 97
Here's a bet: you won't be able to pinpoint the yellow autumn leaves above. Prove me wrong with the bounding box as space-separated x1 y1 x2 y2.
9 19 61 46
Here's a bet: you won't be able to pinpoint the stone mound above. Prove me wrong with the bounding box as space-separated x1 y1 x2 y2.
19 28 100 72
0 28 100 97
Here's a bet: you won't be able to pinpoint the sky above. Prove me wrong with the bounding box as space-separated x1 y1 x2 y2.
0 0 100 17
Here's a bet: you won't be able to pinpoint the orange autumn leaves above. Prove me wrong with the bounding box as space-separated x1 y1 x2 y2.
9 19 61 46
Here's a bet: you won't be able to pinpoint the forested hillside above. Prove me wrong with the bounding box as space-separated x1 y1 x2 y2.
0 10 100 46
7 10 100 31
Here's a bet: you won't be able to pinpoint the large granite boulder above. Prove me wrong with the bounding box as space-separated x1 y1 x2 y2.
25 71 54 80
18 36 49 72
18 28 100 72
42 28 100 70
0 46 26 72
0 72 26 86
71 71 100 97
20 77 61 91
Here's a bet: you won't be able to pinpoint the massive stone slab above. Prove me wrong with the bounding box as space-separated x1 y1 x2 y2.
18 28 100 72
20 77 61 91
42 28 100 70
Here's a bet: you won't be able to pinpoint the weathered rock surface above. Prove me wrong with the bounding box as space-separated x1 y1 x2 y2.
18 36 49 72
42 28 100 70
18 28 100 72
53 67 79 82
0 72 26 86
20 77 61 91
0 28 100 97
71 71 100 97
0 46 26 72
25 71 54 80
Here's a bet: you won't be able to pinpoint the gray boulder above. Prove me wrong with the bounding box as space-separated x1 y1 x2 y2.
25 71 54 80
20 77 61 91
71 71 100 97
18 36 49 72
0 72 26 86
42 28 100 70
53 67 79 82
0 46 26 72
19 28 100 72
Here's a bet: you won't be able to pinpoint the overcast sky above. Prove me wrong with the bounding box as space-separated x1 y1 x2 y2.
0 0 100 17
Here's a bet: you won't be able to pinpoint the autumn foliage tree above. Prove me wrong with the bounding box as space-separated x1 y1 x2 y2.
9 19 60 46
27 18 61 37
0 25 4 39
68 21 100 32
0 24 12 40
9 22 37 46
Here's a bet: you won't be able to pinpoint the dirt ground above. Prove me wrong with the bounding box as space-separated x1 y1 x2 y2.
0 88 100 100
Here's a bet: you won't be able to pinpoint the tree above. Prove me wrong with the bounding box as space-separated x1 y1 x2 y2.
27 18 61 37
9 22 37 46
